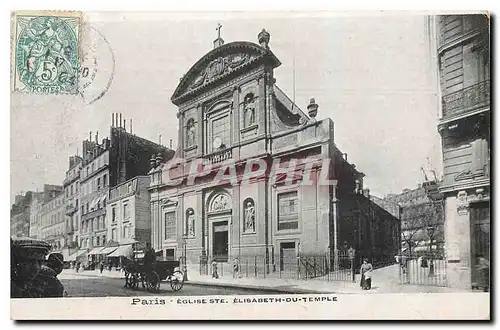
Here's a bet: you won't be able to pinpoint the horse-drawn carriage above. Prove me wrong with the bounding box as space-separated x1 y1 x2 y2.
123 246 184 292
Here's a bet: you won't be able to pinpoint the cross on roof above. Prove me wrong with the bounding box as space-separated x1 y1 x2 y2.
216 23 222 39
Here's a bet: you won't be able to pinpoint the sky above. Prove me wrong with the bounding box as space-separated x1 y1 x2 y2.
10 12 442 202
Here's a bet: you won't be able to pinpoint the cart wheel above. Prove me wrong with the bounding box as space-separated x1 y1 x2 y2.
124 273 130 288
170 270 184 291
141 273 146 289
146 271 160 292
131 274 139 289
125 273 135 288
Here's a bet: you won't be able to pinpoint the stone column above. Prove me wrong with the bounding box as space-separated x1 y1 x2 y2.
232 184 241 259
196 103 203 158
232 87 240 145
332 194 339 271
258 74 267 137
445 190 472 289
177 110 185 158
197 189 205 256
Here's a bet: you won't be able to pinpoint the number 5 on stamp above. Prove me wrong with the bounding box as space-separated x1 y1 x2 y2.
11 11 81 95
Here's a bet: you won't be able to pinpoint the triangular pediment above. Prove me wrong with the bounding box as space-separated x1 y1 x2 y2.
171 41 280 105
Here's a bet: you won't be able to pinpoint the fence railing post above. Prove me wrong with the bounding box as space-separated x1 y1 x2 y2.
297 256 300 280
351 259 355 282
254 256 257 277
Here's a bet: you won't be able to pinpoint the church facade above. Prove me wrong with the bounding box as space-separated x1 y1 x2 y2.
148 29 387 268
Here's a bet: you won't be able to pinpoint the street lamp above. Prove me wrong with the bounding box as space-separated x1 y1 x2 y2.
182 234 188 282
427 225 435 277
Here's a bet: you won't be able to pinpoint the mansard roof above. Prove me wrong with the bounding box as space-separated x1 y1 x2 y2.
171 41 281 106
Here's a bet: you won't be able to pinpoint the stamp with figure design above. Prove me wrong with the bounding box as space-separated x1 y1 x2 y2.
12 12 81 94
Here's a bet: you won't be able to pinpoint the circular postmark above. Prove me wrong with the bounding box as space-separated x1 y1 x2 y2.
78 24 115 104
15 16 79 94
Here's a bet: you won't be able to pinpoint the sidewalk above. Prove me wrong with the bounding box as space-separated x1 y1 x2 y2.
186 264 465 294
61 269 125 279
62 265 469 294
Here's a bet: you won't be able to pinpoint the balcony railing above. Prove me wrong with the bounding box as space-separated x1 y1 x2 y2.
203 148 233 165
442 80 490 119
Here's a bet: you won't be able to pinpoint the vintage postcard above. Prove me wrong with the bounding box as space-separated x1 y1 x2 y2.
10 10 490 320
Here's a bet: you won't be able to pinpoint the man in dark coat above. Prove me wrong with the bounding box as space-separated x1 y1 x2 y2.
32 264 65 297
11 238 65 298
143 242 155 277
11 237 49 298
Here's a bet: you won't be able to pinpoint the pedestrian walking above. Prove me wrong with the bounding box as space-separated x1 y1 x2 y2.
99 261 104 274
212 259 219 279
360 258 373 290
232 257 240 279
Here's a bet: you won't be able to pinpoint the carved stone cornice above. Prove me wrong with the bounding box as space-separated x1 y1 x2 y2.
161 198 179 208
175 67 263 109
456 188 490 214
456 190 469 214
171 42 281 106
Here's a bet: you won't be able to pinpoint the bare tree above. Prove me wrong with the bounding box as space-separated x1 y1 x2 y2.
401 201 444 256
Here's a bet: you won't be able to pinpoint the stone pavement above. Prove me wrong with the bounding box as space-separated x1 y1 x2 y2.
63 264 468 294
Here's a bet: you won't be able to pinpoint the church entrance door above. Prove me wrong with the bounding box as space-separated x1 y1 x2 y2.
280 242 297 272
212 221 229 262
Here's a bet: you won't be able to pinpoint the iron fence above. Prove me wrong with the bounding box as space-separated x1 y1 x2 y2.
397 252 447 287
199 252 358 282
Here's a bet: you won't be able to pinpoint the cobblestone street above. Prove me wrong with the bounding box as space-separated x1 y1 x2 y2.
59 272 286 297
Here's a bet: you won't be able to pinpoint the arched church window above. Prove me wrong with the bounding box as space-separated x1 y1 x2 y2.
186 208 195 237
186 118 196 147
243 93 256 128
243 198 256 233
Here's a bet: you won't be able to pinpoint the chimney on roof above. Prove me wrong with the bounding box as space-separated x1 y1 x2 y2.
124 118 126 132
169 139 173 149
355 180 361 194
362 188 370 198
343 153 348 161
95 131 99 144
119 113 122 128
130 119 133 134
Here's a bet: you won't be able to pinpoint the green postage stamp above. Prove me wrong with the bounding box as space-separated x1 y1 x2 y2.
12 11 81 94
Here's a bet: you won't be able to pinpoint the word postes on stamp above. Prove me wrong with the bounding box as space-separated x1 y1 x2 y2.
13 12 81 95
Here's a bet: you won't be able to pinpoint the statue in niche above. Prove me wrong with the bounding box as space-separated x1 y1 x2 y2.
186 119 196 147
244 200 255 232
243 94 256 128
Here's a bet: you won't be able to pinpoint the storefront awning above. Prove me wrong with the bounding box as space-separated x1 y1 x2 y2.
88 247 103 255
108 245 133 258
100 247 118 255
69 250 88 261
